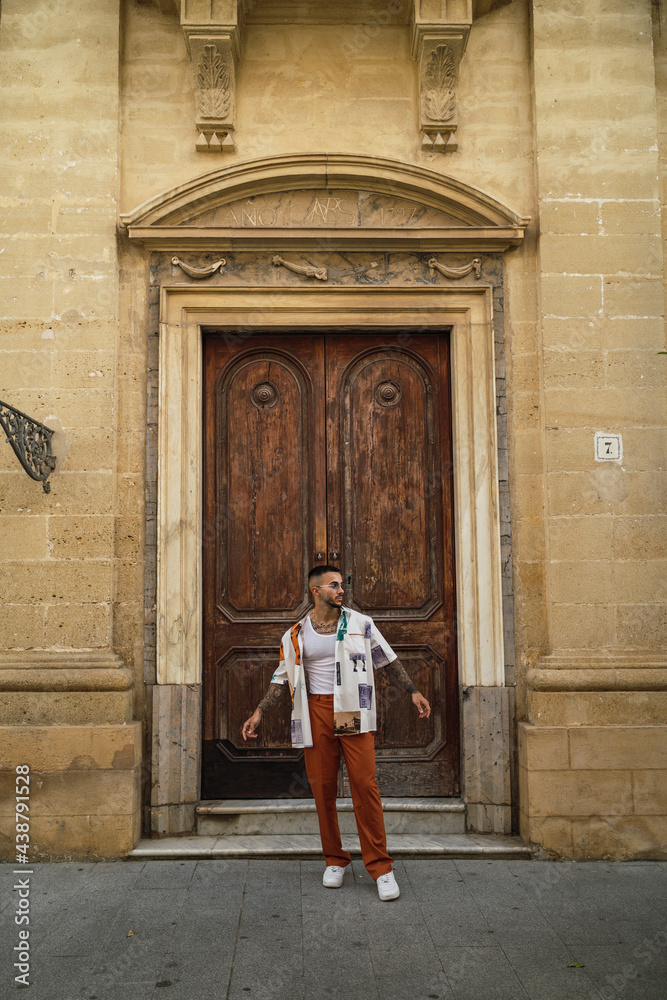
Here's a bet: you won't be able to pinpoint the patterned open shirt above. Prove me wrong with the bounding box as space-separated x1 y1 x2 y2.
270 605 397 748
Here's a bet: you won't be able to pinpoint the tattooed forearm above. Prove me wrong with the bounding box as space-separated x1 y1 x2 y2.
385 658 418 694
257 682 288 716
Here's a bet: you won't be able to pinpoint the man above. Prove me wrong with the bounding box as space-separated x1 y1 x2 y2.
242 565 431 901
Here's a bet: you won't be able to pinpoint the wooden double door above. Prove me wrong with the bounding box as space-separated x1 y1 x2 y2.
202 331 459 799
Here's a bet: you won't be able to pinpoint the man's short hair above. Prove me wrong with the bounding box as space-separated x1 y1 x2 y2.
308 564 341 588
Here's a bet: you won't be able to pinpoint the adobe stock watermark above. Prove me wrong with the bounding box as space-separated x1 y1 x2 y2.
602 924 667 999
12 765 33 988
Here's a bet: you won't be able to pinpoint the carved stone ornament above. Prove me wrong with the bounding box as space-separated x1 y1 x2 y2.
429 257 482 280
171 256 227 278
176 1 243 152
424 45 456 123
198 44 230 119
412 0 472 153
272 255 328 281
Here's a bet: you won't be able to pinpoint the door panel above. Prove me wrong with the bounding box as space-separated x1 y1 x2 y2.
336 347 442 617
203 335 326 797
203 331 459 799
216 349 325 621
326 334 458 796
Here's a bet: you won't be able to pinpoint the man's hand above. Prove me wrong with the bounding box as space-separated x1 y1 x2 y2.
242 709 263 740
242 682 287 740
412 692 431 718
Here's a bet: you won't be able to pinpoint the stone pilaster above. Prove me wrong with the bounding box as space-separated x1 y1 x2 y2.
519 0 667 859
461 685 513 833
148 683 201 836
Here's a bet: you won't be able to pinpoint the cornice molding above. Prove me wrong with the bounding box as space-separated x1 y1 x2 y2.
0 651 133 692
528 652 667 692
120 152 529 251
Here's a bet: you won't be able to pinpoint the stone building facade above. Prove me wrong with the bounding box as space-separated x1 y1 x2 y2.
0 0 665 861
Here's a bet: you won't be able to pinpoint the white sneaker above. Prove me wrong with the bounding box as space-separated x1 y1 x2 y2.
377 870 400 901
323 865 346 888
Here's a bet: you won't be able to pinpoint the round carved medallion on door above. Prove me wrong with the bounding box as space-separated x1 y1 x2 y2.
251 381 278 409
374 379 402 407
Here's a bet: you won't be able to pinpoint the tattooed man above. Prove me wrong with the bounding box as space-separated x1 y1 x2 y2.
242 565 430 901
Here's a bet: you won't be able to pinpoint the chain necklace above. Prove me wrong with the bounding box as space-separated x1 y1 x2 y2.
310 612 339 635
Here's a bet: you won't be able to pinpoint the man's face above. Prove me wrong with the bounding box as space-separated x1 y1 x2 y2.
314 572 344 609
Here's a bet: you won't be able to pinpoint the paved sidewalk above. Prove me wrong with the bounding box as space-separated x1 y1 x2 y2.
2 859 666 1000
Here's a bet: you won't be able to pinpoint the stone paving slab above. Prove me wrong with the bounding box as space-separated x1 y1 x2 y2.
1 859 666 999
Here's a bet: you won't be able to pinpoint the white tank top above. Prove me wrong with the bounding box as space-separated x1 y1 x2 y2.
302 615 336 694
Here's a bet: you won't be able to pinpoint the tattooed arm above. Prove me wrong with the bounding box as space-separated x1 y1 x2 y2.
383 657 431 719
384 657 419 694
257 683 288 716
242 682 289 740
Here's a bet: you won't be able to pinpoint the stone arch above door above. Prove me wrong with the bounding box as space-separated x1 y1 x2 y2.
120 152 528 251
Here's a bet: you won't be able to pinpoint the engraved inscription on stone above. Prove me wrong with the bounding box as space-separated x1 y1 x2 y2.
188 189 465 230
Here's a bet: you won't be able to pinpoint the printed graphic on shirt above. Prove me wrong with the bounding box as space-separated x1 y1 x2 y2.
336 661 341 685
333 711 361 735
290 623 302 665
358 684 373 710
349 652 367 672
364 620 372 639
371 645 390 669
291 719 303 743
337 612 348 641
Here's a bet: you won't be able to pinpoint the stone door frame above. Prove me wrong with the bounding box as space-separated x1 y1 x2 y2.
149 283 510 834
121 153 527 836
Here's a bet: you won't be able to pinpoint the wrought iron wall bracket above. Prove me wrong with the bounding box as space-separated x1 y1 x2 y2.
0 400 56 493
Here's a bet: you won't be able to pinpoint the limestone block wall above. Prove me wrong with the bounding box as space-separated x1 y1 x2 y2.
0 0 143 860
519 724 667 860
1 0 664 859
518 0 667 859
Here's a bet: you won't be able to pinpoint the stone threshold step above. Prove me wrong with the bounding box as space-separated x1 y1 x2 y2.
128 833 531 861
196 797 466 816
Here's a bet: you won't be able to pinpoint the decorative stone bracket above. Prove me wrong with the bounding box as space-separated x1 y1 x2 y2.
173 1 509 153
175 0 244 152
412 0 484 153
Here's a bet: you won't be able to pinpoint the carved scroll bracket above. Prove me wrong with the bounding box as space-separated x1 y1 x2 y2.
411 1 472 153
177 1 245 153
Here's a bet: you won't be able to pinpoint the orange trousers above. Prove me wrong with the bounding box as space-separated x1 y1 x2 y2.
304 693 394 881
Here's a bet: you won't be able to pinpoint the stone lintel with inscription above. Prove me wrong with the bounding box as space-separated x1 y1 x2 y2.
126 189 525 251
187 190 464 230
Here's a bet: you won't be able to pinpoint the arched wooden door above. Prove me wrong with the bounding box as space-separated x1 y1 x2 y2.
202 331 459 799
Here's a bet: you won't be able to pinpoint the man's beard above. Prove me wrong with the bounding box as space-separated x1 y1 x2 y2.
322 594 341 611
